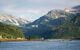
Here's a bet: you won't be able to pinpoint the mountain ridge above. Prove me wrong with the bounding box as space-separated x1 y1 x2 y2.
0 14 30 27
23 5 80 39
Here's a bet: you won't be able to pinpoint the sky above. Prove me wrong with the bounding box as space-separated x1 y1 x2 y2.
0 0 80 21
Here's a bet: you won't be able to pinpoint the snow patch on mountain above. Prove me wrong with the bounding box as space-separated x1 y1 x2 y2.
0 15 30 26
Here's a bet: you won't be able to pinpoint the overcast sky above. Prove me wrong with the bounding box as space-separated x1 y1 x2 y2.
0 0 80 21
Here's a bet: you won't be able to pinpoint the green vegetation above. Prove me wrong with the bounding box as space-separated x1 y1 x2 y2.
52 14 80 39
0 22 25 39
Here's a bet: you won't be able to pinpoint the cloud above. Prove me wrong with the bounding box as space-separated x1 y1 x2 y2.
2 6 47 14
0 0 80 21
1 5 49 21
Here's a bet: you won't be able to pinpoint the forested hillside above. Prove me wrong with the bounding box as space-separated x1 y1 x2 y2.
0 22 25 39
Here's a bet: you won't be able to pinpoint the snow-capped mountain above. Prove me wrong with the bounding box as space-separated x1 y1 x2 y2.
0 15 30 26
23 5 80 39
46 9 67 19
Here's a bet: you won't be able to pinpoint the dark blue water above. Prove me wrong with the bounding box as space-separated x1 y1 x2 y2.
0 40 80 50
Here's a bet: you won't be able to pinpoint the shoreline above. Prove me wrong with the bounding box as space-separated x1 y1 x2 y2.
0 39 80 42
0 39 27 42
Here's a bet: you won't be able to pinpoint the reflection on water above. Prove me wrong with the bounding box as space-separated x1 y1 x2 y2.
0 40 80 50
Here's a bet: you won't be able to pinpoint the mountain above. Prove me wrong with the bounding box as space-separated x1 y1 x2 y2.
53 12 80 39
53 5 80 39
72 5 80 9
24 5 80 39
24 9 69 39
71 5 80 13
0 22 25 39
0 14 29 26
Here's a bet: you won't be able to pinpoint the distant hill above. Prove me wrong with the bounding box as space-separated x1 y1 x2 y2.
0 22 25 39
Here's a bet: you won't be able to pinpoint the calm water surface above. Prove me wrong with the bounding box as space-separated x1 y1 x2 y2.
0 40 80 50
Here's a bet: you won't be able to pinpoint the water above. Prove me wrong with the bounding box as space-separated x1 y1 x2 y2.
0 40 80 50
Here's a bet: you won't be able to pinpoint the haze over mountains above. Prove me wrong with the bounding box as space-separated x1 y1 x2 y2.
0 5 80 39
